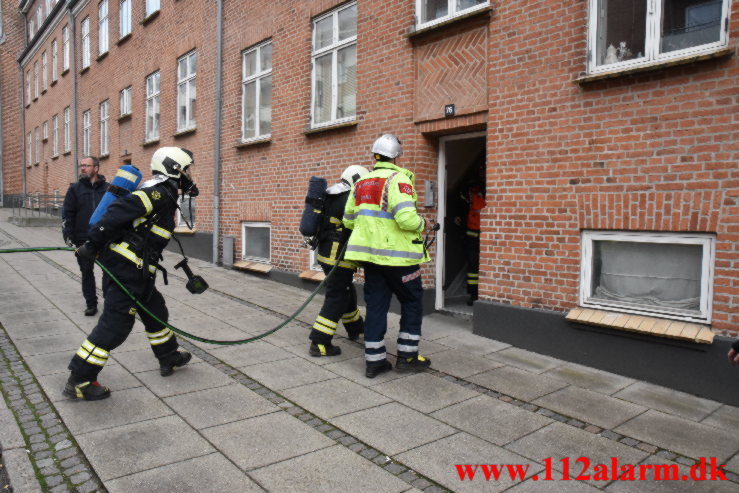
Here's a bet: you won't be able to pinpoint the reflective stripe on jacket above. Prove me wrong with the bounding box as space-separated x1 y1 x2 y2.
343 161 429 266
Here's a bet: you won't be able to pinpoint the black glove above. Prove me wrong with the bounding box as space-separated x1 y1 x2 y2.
186 183 199 197
63 233 74 247
75 241 97 261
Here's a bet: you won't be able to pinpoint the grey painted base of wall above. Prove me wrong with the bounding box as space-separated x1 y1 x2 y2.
473 300 739 407
168 232 214 262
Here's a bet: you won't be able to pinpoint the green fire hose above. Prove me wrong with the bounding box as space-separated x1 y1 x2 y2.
0 246 340 346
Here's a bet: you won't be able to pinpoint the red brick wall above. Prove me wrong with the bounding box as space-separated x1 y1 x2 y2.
1 0 25 198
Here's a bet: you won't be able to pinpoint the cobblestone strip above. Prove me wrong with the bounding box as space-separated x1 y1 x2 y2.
0 326 106 493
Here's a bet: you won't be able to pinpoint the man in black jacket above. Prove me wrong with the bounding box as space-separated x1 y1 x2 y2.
62 156 107 316
64 147 198 401
308 165 369 357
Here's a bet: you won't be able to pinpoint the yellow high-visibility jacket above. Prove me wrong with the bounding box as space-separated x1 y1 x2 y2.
343 161 429 266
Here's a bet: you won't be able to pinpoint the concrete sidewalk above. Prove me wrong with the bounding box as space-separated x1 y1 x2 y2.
0 208 737 493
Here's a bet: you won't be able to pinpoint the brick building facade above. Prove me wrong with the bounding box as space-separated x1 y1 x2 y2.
2 0 737 344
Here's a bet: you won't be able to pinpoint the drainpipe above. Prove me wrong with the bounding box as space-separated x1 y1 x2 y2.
18 61 27 196
69 4 78 178
211 0 224 265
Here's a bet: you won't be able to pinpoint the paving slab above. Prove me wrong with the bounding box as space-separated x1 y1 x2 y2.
2 448 43 493
209 341 293 368
2 319 81 340
164 383 279 429
397 432 542 492
485 347 566 374
106 453 263 493
506 422 649 488
134 362 232 398
702 405 739 431
201 411 334 471
0 408 26 449
371 372 478 414
241 356 338 390
282 377 391 419
467 366 569 401
505 470 603 492
323 355 411 385
53 386 173 434
544 362 635 395
385 337 455 357
331 402 456 456
727 454 739 475
37 363 141 403
605 455 739 492
426 331 510 356
614 410 739 462
613 381 723 422
76 414 215 481
13 332 89 357
25 349 94 377
0 308 70 326
112 347 204 373
420 349 503 378
533 386 647 429
283 339 365 365
431 395 553 446
250 445 409 493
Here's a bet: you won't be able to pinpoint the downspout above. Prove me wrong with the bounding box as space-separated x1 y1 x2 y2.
18 62 26 196
212 0 223 264
69 3 78 178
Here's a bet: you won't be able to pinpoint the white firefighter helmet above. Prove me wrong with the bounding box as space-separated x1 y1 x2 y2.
371 134 403 159
150 147 194 179
341 165 369 186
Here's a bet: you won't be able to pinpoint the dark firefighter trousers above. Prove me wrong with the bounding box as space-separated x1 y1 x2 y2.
68 266 179 382
309 262 364 344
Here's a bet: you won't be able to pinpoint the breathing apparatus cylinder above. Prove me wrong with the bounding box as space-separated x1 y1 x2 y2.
299 176 328 238
89 165 143 225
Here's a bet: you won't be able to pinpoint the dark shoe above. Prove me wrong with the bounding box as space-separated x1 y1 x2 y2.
84 306 98 316
395 355 431 372
159 350 192 377
344 317 364 342
62 377 111 401
466 294 478 306
309 343 342 357
365 360 392 379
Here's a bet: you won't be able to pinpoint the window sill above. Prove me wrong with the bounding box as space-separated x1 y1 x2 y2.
299 269 325 282
99 153 110 160
50 79 57 87
97 51 108 62
233 260 272 274
117 33 132 46
118 113 132 122
61 68 69 76
142 10 160 25
173 127 196 138
41 89 47 95
80 66 89 75
406 5 492 39
566 308 714 344
235 136 271 148
304 119 358 135
42 137 48 142
575 47 734 84
62 150 71 156
32 96 38 102
142 138 159 147
51 154 59 160
173 226 196 235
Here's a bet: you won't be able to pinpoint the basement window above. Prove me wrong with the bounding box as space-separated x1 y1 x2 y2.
587 0 729 74
579 231 714 323
242 222 271 263
416 0 489 29
176 197 195 231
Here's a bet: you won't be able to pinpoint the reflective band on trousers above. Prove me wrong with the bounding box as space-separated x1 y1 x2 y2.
466 230 480 237
316 253 357 269
346 244 425 260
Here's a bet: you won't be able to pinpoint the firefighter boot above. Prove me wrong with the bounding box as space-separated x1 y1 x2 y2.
62 375 111 401
365 360 393 379
395 355 432 373
309 342 342 357
159 350 192 377
344 317 364 342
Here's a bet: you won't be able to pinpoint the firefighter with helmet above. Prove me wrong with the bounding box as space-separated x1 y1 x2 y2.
308 165 369 356
63 147 198 400
343 134 432 378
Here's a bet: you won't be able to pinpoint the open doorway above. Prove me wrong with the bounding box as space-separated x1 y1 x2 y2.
435 132 486 314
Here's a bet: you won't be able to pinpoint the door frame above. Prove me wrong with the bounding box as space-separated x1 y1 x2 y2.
435 131 487 310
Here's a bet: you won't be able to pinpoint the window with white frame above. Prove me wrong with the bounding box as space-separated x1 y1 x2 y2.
241 41 272 141
29 19 35 40
52 115 59 156
25 70 30 103
119 86 131 116
588 0 729 73
119 0 131 38
241 222 271 262
45 0 51 17
145 71 160 141
63 106 70 152
580 231 715 323
100 100 109 155
98 0 108 55
309 250 322 271
33 61 38 98
42 121 48 140
81 17 90 69
176 196 195 229
146 0 159 17
416 0 488 27
82 110 91 156
41 51 47 90
62 25 70 71
51 40 58 81
311 2 357 128
176 50 196 131
26 132 32 165
36 6 42 30
34 127 40 163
